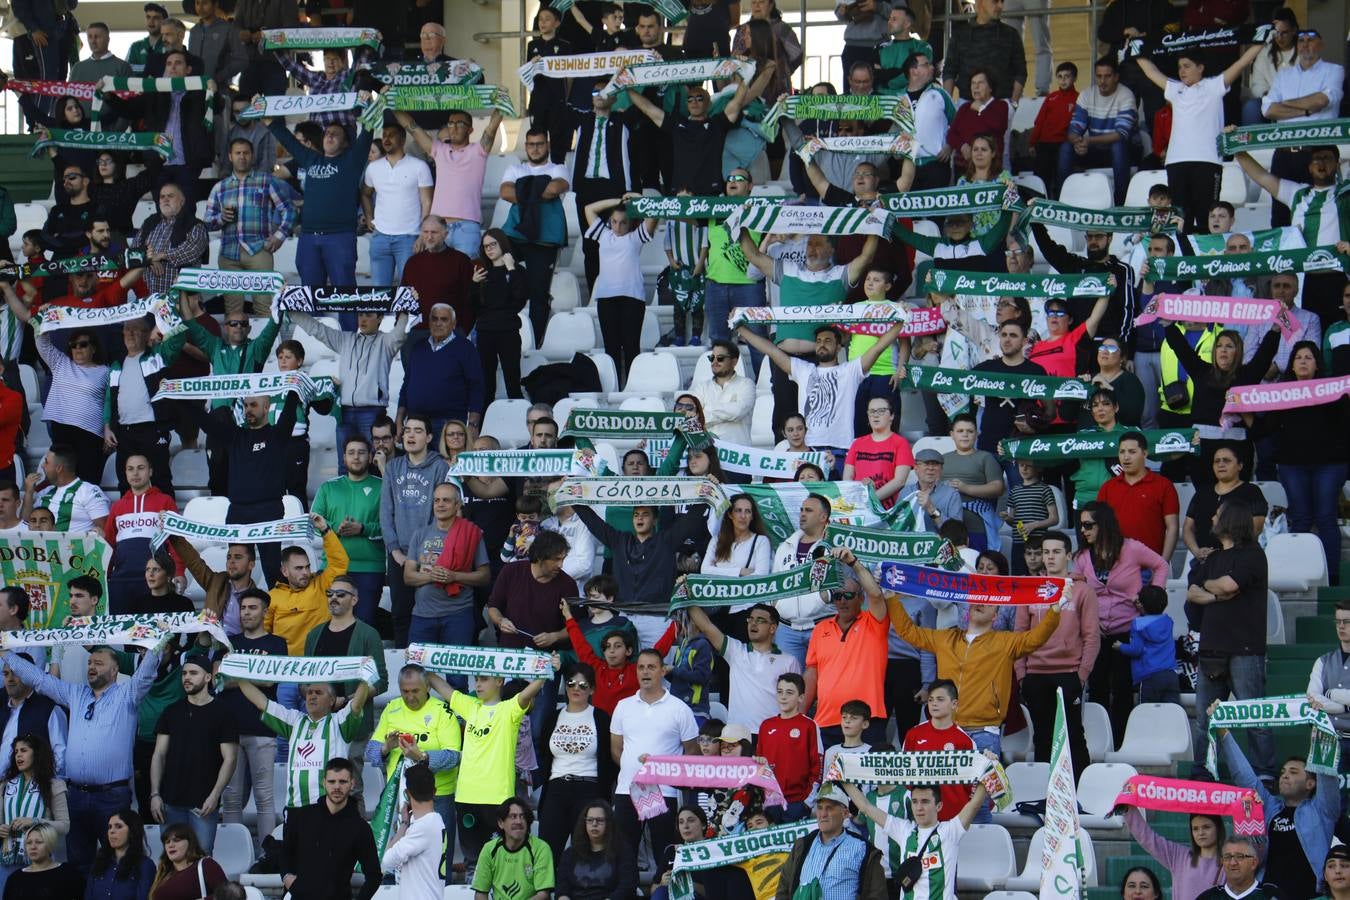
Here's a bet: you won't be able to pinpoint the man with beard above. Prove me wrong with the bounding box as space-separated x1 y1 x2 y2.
149 651 239 852
312 437 387 626
40 164 104 260
501 129 571 345
1026 222 1140 347
103 453 178 613
280 758 381 899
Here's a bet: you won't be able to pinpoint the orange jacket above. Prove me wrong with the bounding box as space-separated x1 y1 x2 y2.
887 597 1060 728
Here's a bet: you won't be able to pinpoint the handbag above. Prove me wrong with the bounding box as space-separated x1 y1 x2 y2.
894 827 939 892
1162 379 1190 410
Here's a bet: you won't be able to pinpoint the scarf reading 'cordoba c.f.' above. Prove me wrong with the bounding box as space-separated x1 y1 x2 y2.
405 643 554 679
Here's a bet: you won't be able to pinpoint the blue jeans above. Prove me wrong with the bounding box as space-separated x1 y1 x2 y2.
67 783 133 873
370 231 417 286
706 280 767 372
1058 140 1131 205
1138 669 1180 704
163 804 221 854
296 231 358 290
1194 653 1273 777
1241 99 1266 126
347 571 386 628
445 220 482 257
968 728 1001 824
1280 462 1347 585
410 609 477 690
339 406 385 474
775 624 815 671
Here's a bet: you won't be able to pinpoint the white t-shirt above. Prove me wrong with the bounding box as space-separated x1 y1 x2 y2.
788 357 866 450
587 219 653 302
548 705 600 779
1276 180 1344 248
1163 75 1228 165
611 689 698 796
35 480 110 533
880 815 967 900
502 160 568 191
363 154 434 235
381 809 446 894
722 637 802 733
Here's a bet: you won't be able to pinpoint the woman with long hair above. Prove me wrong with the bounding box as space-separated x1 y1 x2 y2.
1080 337 1145 427
0 735 68 893
85 808 155 900
30 96 97 195
1124 810 1225 900
722 19 780 176
731 0 802 118
1243 7 1299 125
1075 500 1169 744
701 495 771 581
650 806 711 900
438 419 472 467
148 824 225 900
537 663 617 864
473 227 529 403
1119 865 1165 900
956 132 1016 244
89 152 160 237
1182 446 1267 560
555 800 638 900
1259 341 1349 584
1163 322 1279 482
0 823 81 899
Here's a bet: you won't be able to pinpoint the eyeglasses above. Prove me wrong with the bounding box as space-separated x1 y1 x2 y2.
707 354 733 362
70 340 92 349
1079 520 1097 530
565 679 591 689
696 736 717 744
325 589 355 599
1335 619 1350 627
1297 30 1319 38
1221 853 1257 862
726 174 749 183
225 320 249 327
585 817 607 825
673 403 697 412
866 407 890 415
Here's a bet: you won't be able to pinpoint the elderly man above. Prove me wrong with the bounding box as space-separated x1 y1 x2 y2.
131 182 209 296
3 640 164 871
896 448 965 531
401 216 476 337
689 339 755 444
396 304 483 440
404 481 490 656
395 107 504 257
775 783 887 900
368 664 461 881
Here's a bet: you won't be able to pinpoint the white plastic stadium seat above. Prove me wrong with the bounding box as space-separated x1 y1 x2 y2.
1084 702 1114 762
540 311 597 361
214 823 255 878
586 351 619 394
183 495 231 524
1077 762 1135 829
1003 827 1097 890
550 271 580 312
954 824 1016 891
993 762 1048 828
982 893 1038 900
1059 172 1111 211
1254 480 1288 510
1267 591 1285 644
1220 163 1247 206
1124 170 1168 207
144 824 162 860
623 352 681 394
1265 533 1329 592
618 396 667 413
1001 706 1033 763
481 399 533 449
1104 703 1192 766
750 395 774 448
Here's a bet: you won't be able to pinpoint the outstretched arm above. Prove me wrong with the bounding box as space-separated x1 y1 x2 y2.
1234 150 1280 198
734 324 793 375
583 197 623 229
1132 57 1168 92
840 781 889 828
1084 293 1111 338
844 235 878 286
1222 42 1264 88
956 776 991 828
687 605 727 652
738 228 775 276
626 90 665 128
393 110 435 156
858 322 905 374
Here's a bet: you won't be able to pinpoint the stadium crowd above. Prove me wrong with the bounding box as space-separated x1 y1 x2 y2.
0 0 1346 898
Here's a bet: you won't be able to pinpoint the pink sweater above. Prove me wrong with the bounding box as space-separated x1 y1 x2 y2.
1124 808 1224 900
1014 581 1101 682
1072 539 1170 634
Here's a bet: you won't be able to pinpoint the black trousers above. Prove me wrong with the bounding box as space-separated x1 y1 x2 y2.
531 98 574 165
538 777 604 862
1089 632 1135 751
227 498 284 586
206 428 230 496
521 243 560 346
597 296 644 387
114 422 173 495
287 436 310 510
883 657 925 740
1166 161 1222 234
478 328 523 405
1022 671 1090 779
840 44 880 87
387 553 414 648
47 422 107 485
614 792 676 877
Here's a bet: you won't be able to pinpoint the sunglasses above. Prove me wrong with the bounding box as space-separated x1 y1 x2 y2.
1046 310 1069 318
707 354 733 362
673 403 697 412
726 174 749 182
225 320 249 327
830 590 860 602
1079 520 1097 529
63 173 86 181
696 736 717 744
325 589 355 599
84 700 96 720
1297 30 1319 38
1097 344 1121 354
565 679 591 689
70 340 93 349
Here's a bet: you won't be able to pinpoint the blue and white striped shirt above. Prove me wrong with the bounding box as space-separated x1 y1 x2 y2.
2 649 160 786
798 829 871 900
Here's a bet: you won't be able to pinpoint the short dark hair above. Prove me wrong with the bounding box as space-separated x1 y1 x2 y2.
840 699 872 719
528 529 569 563
1148 183 1172 200
709 338 738 360
1118 430 1148 452
228 542 256 562
778 672 805 693
903 53 929 75
144 2 168 14
163 48 190 67
281 546 310 565
237 587 271 608
515 495 544 516
382 122 406 142
747 603 780 625
294 121 324 147
950 412 977 430
277 339 305 362
68 575 103 600
813 325 843 343
601 629 633 655
524 127 549 142
928 678 957 700
1056 61 1078 78
636 648 666 666
1137 585 1167 616
497 796 533 826
404 763 436 802
371 414 396 435
998 318 1027 337
584 573 618 599
324 757 355 777
402 412 433 434
1093 56 1118 74
937 519 968 546
47 445 79 474
87 21 110 33
1040 530 1071 552
910 784 942 802
228 137 254 154
0 587 30 624
531 416 558 433
803 492 833 518
0 483 19 501
1209 200 1236 218
343 434 372 454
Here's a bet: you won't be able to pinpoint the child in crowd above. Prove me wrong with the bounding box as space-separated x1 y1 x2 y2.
500 495 542 563
903 680 974 821
561 597 676 714
16 229 45 305
822 698 873 778
1029 61 1079 196
28 506 55 530
1023 532 1047 577
688 718 726 822
1116 584 1180 704
1208 200 1236 235
757 673 820 822
1001 459 1058 570
569 574 640 663
661 199 707 347
666 612 715 721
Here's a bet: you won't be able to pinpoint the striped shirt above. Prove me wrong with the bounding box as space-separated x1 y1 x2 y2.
36 333 109 436
134 216 209 295
261 699 360 809
1 776 46 865
1 649 161 786
798 830 872 900
664 220 706 268
881 816 966 900
1276 180 1346 249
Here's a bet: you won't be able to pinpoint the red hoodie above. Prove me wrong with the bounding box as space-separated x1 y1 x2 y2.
105 487 182 573
566 617 677 714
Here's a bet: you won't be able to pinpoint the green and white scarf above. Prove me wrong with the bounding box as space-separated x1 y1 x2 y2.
32 127 172 160
1188 226 1301 256
549 0 688 21
670 559 841 612
731 482 907 544
999 429 1197 461
32 293 180 336
1207 696 1341 776
261 27 383 51
826 749 993 786
363 85 515 123
518 49 659 89
447 449 604 477
723 202 893 241
583 114 612 181
823 523 953 567
561 408 703 442
669 821 817 900
796 132 916 163
762 93 911 140
0 610 232 651
1144 246 1349 280
91 76 213 132
879 180 1022 217
643 438 826 478
368 757 407 870
375 60 485 87
553 476 730 516
1024 198 1178 234
1218 117 1350 156
405 643 554 679
924 268 1117 298
901 363 1090 401
173 268 284 297
237 91 360 121
601 57 755 98
151 512 315 549
4 248 146 279
220 653 379 685
626 195 781 220
152 371 319 403
727 301 909 331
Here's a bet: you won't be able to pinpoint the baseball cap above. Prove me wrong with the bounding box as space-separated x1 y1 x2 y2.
815 783 850 807
717 724 752 744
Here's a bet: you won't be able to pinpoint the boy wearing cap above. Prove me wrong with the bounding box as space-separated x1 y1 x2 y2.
150 650 240 853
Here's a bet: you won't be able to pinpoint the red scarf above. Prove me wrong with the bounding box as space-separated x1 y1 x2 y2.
434 517 484 596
